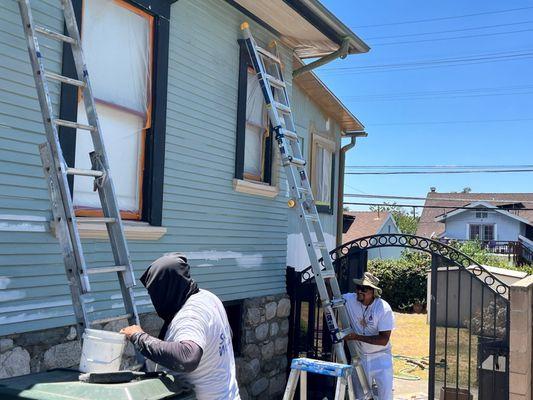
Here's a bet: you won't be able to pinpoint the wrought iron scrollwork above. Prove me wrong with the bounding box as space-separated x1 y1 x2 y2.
300 233 509 298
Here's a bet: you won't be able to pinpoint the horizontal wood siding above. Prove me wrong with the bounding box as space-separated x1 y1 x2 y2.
0 0 291 335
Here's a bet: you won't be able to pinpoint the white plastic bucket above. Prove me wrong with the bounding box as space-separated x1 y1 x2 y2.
79 329 126 373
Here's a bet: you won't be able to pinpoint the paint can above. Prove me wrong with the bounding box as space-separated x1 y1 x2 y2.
79 329 126 373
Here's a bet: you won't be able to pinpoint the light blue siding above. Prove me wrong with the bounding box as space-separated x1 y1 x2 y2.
368 217 402 260
287 83 341 270
0 0 297 335
443 211 525 241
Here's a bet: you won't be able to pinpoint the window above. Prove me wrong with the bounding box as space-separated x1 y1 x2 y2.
235 40 273 185
311 134 335 214
59 0 170 225
475 211 488 219
469 224 495 241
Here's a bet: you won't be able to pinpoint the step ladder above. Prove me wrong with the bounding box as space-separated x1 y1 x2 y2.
17 0 140 336
240 23 374 399
284 358 355 400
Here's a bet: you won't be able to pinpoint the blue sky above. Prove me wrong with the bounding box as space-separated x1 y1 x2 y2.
318 0 533 210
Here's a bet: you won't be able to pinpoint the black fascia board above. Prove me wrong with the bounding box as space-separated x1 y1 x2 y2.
282 0 343 47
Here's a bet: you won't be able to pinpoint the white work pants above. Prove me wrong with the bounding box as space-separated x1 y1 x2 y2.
353 351 393 400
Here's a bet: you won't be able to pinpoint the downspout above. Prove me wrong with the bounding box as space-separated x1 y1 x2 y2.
336 131 367 247
293 37 350 78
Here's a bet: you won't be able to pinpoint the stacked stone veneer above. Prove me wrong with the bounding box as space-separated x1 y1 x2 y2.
0 294 290 399
236 294 290 400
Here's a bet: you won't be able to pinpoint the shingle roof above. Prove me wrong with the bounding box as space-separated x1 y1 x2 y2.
416 192 533 238
343 211 391 243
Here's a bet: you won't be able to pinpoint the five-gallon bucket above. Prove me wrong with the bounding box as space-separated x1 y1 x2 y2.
79 329 126 373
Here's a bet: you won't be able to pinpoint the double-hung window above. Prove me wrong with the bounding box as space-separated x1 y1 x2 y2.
234 40 273 187
59 0 170 226
311 134 335 214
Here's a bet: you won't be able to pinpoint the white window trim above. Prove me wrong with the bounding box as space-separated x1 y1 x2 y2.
233 179 279 198
311 132 336 206
50 219 167 240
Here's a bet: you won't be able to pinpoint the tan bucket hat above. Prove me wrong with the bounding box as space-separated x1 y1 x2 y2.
353 272 382 297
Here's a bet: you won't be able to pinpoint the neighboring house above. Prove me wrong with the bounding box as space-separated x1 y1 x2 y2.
416 191 533 243
0 0 368 395
343 211 402 259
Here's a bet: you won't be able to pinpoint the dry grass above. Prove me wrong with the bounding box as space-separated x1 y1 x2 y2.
391 312 430 380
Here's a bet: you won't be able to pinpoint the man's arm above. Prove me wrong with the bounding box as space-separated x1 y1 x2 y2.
344 330 391 347
121 326 203 372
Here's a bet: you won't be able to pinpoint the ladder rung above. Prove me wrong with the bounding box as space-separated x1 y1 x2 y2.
330 297 346 309
66 168 104 178
320 269 336 279
256 46 281 64
266 74 285 88
45 71 85 88
297 187 310 195
87 265 127 275
289 156 306 166
339 328 354 339
35 26 76 44
273 102 291 114
77 217 117 224
54 119 96 131
313 241 327 250
91 314 132 326
283 130 298 141
305 214 319 223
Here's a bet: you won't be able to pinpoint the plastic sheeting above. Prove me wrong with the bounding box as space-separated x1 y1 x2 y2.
244 69 266 179
74 0 152 214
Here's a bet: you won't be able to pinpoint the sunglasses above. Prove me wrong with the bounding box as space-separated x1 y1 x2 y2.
355 285 372 293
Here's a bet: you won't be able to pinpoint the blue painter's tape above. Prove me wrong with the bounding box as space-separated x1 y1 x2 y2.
290 358 352 378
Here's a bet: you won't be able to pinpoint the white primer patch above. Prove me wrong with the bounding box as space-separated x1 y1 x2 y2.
0 277 10 289
185 251 263 269
0 290 26 302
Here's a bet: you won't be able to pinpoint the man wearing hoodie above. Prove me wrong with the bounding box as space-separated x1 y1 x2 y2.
120 253 240 400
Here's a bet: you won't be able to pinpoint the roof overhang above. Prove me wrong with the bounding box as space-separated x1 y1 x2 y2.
293 57 364 132
435 201 532 225
229 0 370 58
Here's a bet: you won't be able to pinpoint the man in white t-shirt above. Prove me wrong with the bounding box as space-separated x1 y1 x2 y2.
120 253 240 400
342 272 395 400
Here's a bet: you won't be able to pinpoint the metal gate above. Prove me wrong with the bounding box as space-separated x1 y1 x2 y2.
286 234 510 400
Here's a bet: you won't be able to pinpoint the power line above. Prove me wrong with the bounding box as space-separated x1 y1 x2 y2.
344 193 533 204
345 164 533 169
344 201 533 211
365 117 533 126
350 6 533 29
345 169 533 175
372 28 533 47
365 20 533 40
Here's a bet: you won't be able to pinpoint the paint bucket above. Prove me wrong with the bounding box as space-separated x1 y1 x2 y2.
79 329 126 373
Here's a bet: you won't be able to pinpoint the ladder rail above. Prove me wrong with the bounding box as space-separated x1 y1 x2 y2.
241 23 374 399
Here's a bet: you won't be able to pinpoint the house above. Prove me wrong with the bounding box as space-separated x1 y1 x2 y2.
416 191 533 262
342 211 402 259
0 0 368 396
416 191 533 241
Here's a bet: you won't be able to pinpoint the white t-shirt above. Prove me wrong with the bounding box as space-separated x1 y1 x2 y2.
342 293 395 355
164 289 240 400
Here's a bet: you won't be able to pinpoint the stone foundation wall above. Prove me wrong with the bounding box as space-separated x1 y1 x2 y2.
0 293 291 399
236 294 290 400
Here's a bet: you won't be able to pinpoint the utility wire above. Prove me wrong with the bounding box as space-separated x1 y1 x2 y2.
343 193 533 204
345 164 533 169
365 117 533 126
365 20 533 40
350 6 533 29
344 202 533 211
345 169 533 175
371 28 533 46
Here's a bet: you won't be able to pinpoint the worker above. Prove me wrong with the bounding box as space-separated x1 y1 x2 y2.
120 253 240 400
342 272 395 400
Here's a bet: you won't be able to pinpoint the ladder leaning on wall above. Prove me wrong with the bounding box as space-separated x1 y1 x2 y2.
240 23 375 400
17 0 140 337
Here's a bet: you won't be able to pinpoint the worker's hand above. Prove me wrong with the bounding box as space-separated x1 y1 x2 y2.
120 325 144 340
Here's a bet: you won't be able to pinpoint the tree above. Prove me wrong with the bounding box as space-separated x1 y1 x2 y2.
369 202 419 234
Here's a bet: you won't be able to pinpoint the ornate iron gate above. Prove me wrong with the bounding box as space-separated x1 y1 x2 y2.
286 234 510 400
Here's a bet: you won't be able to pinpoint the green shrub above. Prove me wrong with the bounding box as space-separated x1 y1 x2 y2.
367 250 430 311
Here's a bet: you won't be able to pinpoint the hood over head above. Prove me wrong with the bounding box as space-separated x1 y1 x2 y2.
140 253 199 339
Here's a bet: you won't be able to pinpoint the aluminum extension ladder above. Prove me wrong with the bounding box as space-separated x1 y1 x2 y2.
17 0 140 336
240 23 374 399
